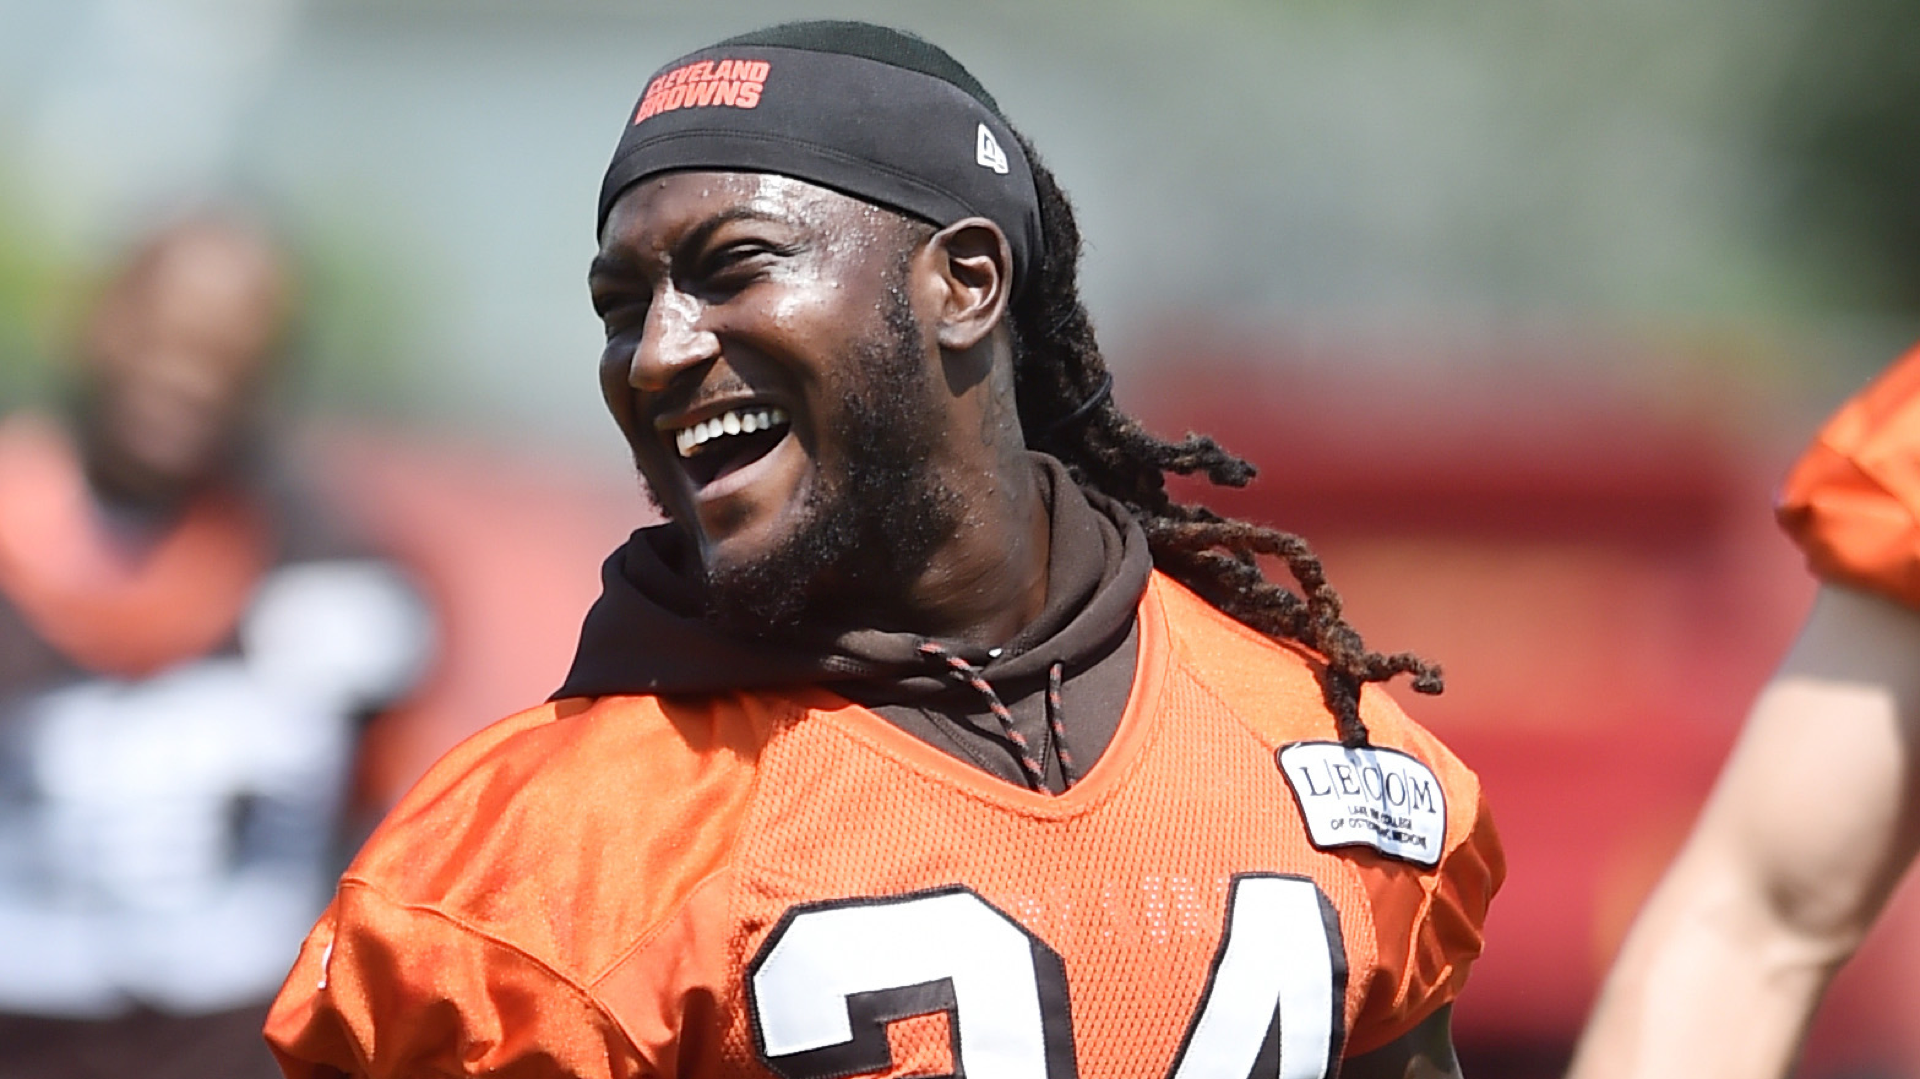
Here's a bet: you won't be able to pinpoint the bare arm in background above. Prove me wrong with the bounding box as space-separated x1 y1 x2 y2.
1568 584 1920 1079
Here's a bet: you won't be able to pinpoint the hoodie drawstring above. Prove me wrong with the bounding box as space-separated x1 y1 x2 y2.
1046 662 1077 788
916 641 1075 793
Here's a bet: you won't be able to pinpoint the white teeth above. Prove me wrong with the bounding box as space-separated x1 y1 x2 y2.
673 406 791 457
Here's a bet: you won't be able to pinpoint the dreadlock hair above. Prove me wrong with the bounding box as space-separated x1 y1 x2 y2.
1004 131 1443 747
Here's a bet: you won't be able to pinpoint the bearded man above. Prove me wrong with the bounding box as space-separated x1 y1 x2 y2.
267 21 1502 1079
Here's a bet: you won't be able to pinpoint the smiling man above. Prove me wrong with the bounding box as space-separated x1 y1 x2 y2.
266 21 1502 1079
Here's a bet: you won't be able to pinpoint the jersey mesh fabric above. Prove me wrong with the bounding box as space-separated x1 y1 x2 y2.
1778 342 1920 609
717 678 1373 1073
879 1011 955 1076
267 573 1500 1078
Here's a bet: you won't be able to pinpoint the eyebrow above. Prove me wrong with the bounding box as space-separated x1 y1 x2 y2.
589 205 793 283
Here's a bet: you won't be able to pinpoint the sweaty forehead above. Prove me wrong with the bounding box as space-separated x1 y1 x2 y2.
598 171 912 257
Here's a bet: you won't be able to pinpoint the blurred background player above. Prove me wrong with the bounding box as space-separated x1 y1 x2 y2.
1568 346 1920 1079
0 211 432 1079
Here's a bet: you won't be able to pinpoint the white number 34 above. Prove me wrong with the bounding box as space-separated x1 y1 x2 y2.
748 873 1347 1079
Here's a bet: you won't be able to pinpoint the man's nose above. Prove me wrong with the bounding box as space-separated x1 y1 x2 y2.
628 287 719 392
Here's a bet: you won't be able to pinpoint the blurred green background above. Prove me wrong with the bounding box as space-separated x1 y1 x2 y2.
3 0 1918 451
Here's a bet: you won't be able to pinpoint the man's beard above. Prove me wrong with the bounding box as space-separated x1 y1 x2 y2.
700 279 963 635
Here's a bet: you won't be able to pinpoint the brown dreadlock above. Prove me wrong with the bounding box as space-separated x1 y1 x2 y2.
1005 132 1443 746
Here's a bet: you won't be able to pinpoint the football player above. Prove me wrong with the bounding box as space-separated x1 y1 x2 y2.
267 21 1503 1079
0 213 430 1078
1570 348 1920 1079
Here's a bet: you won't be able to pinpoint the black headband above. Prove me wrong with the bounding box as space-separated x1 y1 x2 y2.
597 34 1045 291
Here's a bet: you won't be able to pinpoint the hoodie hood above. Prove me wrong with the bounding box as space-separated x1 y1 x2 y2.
553 453 1151 701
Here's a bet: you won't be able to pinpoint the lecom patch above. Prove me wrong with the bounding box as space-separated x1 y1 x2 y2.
1276 742 1446 868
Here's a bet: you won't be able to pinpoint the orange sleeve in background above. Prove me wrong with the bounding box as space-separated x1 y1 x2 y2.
1778 344 1920 610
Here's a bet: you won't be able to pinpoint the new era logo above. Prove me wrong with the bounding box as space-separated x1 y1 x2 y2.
975 124 1009 174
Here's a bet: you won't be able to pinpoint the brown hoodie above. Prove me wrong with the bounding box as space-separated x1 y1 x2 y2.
554 453 1150 792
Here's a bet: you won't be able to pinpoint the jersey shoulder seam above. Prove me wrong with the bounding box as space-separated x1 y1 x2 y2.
338 874 649 1061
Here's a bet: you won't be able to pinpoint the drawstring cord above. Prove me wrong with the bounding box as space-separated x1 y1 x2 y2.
1046 663 1077 788
916 641 1075 793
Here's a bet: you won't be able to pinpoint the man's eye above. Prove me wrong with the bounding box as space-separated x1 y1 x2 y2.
704 242 786 278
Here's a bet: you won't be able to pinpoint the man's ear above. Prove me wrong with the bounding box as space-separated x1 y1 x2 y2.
923 217 1013 352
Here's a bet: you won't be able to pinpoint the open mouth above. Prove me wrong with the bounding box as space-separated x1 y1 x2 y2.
669 405 791 488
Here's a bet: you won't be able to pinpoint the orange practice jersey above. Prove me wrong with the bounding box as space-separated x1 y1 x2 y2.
0 414 268 677
1779 343 1920 609
266 573 1502 1079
